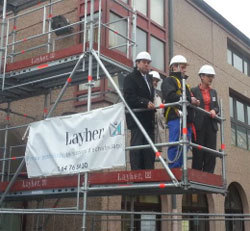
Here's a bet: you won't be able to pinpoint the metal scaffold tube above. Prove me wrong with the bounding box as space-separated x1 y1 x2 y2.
181 78 188 187
1 103 10 182
0 0 7 90
219 99 227 187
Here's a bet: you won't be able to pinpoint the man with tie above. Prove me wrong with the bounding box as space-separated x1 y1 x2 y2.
123 51 155 170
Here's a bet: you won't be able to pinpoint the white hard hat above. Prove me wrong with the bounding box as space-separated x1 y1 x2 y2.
169 55 188 66
135 51 152 62
149 71 161 81
198 65 216 75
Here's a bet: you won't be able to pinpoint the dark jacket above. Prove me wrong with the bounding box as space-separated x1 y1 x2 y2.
161 72 193 122
191 85 219 131
123 68 155 130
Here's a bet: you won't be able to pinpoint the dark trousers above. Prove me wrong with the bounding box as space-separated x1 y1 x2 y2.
192 117 217 173
130 128 155 170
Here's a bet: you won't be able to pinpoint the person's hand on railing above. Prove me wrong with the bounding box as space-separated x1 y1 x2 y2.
191 96 200 106
147 101 155 109
210 109 217 118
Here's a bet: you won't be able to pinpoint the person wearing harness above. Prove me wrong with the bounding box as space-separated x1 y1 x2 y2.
123 51 155 170
161 55 200 168
191 65 219 173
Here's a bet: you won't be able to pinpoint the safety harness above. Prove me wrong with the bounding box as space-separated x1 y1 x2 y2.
164 76 191 121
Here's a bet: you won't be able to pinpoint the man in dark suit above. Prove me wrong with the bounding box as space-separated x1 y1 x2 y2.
191 65 219 173
123 51 155 170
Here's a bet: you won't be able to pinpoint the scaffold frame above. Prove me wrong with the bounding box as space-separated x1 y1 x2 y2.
0 0 227 230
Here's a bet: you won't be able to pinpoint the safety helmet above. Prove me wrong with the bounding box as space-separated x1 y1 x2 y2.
149 71 161 81
198 65 216 76
169 55 188 67
135 51 152 62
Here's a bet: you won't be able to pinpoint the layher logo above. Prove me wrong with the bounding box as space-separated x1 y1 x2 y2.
109 121 123 137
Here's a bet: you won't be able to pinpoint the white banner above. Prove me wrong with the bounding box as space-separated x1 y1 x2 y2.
25 103 125 178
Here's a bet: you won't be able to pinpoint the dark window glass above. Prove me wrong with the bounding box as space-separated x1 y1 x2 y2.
225 184 244 231
230 93 250 150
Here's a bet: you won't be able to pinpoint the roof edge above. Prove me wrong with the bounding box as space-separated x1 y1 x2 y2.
190 0 250 48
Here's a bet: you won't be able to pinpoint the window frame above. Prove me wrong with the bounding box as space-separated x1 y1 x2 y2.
230 91 250 150
227 40 250 77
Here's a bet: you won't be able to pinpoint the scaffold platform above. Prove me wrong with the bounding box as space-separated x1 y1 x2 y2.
0 43 132 104
0 168 225 200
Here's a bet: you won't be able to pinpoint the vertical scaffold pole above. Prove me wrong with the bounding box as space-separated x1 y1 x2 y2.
82 0 88 72
1 103 10 182
181 78 188 187
87 0 94 112
129 196 135 231
47 0 52 53
82 0 95 229
0 0 7 90
96 0 102 79
220 99 227 187
11 16 17 63
131 0 136 64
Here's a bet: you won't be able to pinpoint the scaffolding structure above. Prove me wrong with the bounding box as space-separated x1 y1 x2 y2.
0 0 227 230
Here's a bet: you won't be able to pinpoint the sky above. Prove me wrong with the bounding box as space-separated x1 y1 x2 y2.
204 0 250 39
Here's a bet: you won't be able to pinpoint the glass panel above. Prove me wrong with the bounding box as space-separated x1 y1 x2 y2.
150 0 164 26
248 106 250 125
136 28 147 55
233 53 243 72
150 36 164 71
231 123 236 146
133 0 147 16
237 126 247 149
109 12 127 53
236 100 245 122
248 131 250 151
244 61 248 75
107 74 119 90
141 214 156 231
121 0 128 3
229 97 233 118
227 49 232 65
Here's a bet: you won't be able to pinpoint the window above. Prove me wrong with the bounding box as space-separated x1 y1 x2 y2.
109 12 128 54
182 194 209 231
80 13 100 44
225 184 244 231
132 0 147 16
136 27 147 54
150 0 164 26
230 94 250 150
150 36 165 71
121 195 161 231
227 42 250 76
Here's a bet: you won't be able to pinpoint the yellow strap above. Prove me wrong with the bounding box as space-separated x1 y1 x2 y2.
165 76 185 121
